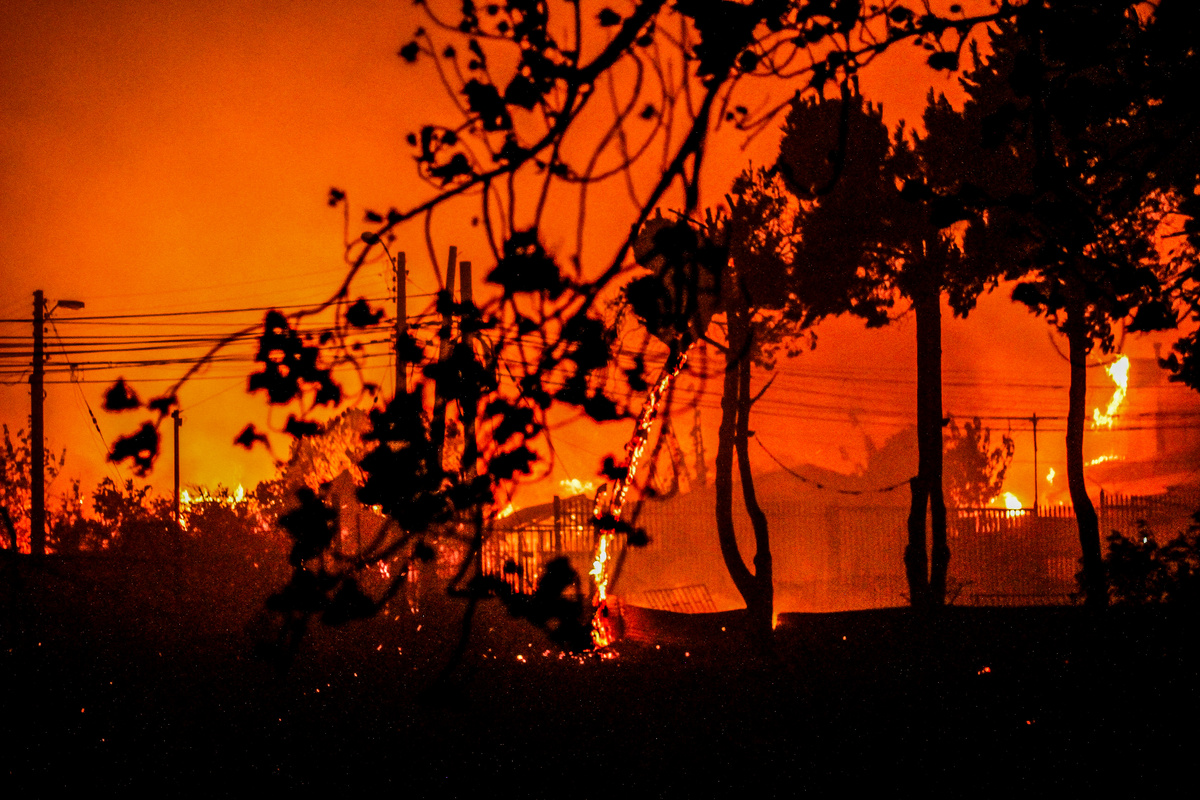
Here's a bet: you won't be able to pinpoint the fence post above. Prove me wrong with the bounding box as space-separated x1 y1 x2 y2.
553 495 562 554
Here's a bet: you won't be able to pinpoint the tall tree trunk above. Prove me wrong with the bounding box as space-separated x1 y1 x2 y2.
905 273 948 609
735 334 773 640
1065 296 1106 611
904 476 930 609
713 300 772 641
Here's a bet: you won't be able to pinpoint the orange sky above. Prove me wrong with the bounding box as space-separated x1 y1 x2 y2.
1 1 1193 515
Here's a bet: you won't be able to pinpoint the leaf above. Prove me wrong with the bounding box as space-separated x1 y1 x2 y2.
347 297 384 328
600 455 628 482
504 74 542 110
486 229 564 297
583 392 621 422
108 422 159 476
146 395 178 415
398 41 420 62
103 378 141 412
427 153 475 186
278 487 338 565
598 8 621 27
285 415 321 439
462 79 512 131
485 398 539 445
927 51 959 71
489 446 538 480
234 424 269 450
1127 300 1177 333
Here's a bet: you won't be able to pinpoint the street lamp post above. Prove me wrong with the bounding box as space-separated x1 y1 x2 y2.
30 291 85 557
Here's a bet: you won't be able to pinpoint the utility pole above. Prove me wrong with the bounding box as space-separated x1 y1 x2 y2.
172 409 183 527
430 246 458 471
459 260 477 483
30 291 45 557
395 251 408 398
27 291 84 556
1031 412 1040 512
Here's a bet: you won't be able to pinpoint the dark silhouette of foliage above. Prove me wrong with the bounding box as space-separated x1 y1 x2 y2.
107 422 159 477
103 0 1025 655
0 425 65 553
929 4 1190 610
775 86 994 609
234 423 270 450
346 297 384 328
90 477 174 556
102 378 141 412
1104 518 1200 608
943 418 1015 509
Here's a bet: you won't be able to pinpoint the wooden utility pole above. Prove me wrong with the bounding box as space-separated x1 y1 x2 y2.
430 246 458 471
1031 412 1039 512
395 250 408 398
27 291 83 556
172 409 183 527
30 291 45 557
459 260 477 483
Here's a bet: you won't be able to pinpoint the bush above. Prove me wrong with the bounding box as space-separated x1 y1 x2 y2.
1104 515 1200 607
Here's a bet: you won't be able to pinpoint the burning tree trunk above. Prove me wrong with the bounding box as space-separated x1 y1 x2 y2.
714 296 773 643
905 263 949 610
1065 292 1106 611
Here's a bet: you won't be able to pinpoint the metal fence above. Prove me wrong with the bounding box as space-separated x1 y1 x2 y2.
483 489 1196 610
482 494 595 595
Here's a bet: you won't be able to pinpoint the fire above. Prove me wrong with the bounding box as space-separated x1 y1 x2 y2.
1003 492 1025 517
495 502 515 519
559 478 595 496
1046 467 1055 485
178 483 251 530
590 346 689 648
1087 454 1120 466
1092 355 1130 428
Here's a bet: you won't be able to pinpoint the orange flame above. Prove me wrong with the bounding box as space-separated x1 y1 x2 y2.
590 347 689 648
1092 355 1129 428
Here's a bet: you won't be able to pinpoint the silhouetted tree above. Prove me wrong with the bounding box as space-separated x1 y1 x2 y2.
1134 1 1200 388
0 424 65 553
628 167 830 641
91 477 175 557
776 87 1003 609
942 418 1014 509
924 5 1184 610
104 2 1022 650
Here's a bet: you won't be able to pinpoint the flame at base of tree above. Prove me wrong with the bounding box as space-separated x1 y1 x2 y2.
590 344 689 648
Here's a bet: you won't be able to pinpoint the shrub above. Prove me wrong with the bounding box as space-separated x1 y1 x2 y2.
1104 515 1200 607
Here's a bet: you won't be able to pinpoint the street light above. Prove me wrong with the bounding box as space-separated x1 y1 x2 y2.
30 290 85 557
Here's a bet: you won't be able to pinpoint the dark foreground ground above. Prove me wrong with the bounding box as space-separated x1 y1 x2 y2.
3 555 1197 797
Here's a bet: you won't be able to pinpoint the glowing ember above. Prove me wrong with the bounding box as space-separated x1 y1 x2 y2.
590 346 689 648
1087 454 1120 466
1092 355 1130 428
